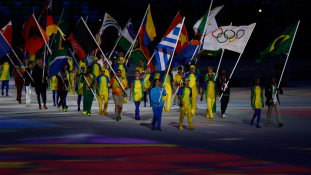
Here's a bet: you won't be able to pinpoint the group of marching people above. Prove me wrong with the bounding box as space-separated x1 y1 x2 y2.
0 50 284 131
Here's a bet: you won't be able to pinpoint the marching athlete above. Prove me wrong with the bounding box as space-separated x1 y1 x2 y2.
142 66 151 107
24 61 34 107
216 68 231 118
114 52 128 103
130 70 146 120
184 65 200 116
50 74 59 106
159 66 174 112
81 66 96 116
32 58 48 109
250 77 264 128
75 67 85 111
150 79 166 131
13 62 25 103
96 68 110 115
149 65 161 85
204 66 216 82
0 61 10 96
201 73 219 119
178 78 194 131
56 71 69 112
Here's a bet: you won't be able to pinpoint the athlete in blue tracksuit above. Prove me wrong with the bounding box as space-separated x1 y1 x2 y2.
150 79 167 131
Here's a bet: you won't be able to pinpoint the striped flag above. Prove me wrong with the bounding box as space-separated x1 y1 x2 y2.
154 21 183 71
0 21 12 46
94 13 121 52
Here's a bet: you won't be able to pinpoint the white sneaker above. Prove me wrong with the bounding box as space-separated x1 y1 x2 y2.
222 114 227 119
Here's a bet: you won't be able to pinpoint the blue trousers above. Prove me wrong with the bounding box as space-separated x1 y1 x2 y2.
152 107 163 129
52 90 59 106
253 109 262 126
134 101 141 120
1 80 9 95
143 91 151 107
77 95 82 111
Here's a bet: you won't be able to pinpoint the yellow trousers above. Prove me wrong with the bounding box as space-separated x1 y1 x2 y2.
98 94 108 115
162 86 172 112
70 72 75 94
191 92 198 115
206 97 215 119
180 105 193 128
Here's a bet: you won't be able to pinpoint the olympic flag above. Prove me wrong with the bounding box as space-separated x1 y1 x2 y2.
203 23 256 53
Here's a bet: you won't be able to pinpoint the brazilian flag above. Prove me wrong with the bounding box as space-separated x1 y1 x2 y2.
192 49 222 61
255 21 299 63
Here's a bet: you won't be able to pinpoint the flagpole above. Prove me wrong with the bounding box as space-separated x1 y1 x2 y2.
158 17 185 103
272 20 300 103
42 45 47 83
94 13 107 56
107 18 131 60
80 18 132 103
214 49 224 81
6 54 24 81
125 4 150 63
49 8 65 48
32 14 52 55
219 23 257 101
68 48 98 102
0 32 33 82
58 71 68 89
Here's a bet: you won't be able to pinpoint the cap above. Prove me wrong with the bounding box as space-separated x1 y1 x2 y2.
101 67 105 71
184 78 190 81
190 65 195 68
94 57 98 61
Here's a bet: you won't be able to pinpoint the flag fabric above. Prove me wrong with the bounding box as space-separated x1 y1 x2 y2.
94 13 121 52
192 49 222 61
192 5 223 45
255 21 299 63
142 6 156 47
170 42 199 68
48 15 72 78
203 23 255 53
193 17 218 37
117 19 136 52
24 15 50 57
0 33 12 58
163 12 189 53
154 21 183 71
41 0 52 18
46 8 64 36
22 10 35 40
0 21 12 46
66 18 98 61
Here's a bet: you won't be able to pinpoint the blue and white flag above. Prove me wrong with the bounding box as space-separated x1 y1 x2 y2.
154 21 183 71
0 33 12 58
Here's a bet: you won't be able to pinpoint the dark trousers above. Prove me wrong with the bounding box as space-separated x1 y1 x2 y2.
35 84 46 106
58 90 66 109
220 95 230 115
15 79 24 101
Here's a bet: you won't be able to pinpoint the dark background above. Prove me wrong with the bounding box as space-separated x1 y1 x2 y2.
0 0 310 86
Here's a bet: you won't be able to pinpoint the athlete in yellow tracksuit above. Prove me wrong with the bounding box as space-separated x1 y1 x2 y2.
201 73 219 119
178 78 194 131
159 67 174 112
173 67 183 105
184 65 200 116
96 68 110 115
68 58 75 94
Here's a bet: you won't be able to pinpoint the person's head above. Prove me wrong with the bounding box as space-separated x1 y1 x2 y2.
208 73 213 80
87 66 92 73
116 69 122 77
93 56 98 63
118 58 124 64
254 77 260 85
153 79 159 87
155 65 158 72
101 68 105 76
90 51 94 56
190 65 195 73
37 58 43 66
119 52 124 58
25 59 29 65
145 66 150 73
178 66 182 74
104 61 108 68
29 61 34 69
81 67 85 73
100 54 105 59
139 59 144 67
208 66 213 73
184 78 190 86
64 64 68 70
271 76 276 84
219 68 226 75
135 70 140 78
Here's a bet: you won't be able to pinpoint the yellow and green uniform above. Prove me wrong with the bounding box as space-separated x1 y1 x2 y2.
184 73 200 115
96 75 110 115
29 54 36 65
92 63 101 79
50 75 58 91
149 72 161 85
114 59 128 102
174 73 183 87
81 73 96 114
160 73 173 112
0 62 10 81
65 70 71 92
143 73 151 91
204 72 216 82
131 79 144 102
76 74 84 95
177 86 193 129
68 59 75 94
136 66 144 75
77 59 87 74
203 80 218 119
252 85 264 109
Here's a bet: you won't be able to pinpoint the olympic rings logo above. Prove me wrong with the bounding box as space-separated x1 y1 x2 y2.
212 28 245 43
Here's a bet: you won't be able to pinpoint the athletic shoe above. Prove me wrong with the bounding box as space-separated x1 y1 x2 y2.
119 115 122 120
116 117 120 121
250 119 254 126
19 101 21 104
179 126 183 130
56 105 59 108
189 127 195 131
165 110 171 113
66 106 68 109
6 94 9 96
222 114 227 119
58 107 61 111
278 123 283 128
103 111 108 115
152 127 156 131
39 106 42 110
54 104 56 106
157 128 162 131
43 106 48 109
87 113 91 116
83 111 87 115
256 125 261 128
64 109 67 112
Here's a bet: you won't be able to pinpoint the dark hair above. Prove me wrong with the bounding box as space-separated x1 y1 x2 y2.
254 77 260 85
117 69 122 72
152 79 159 87
219 68 225 72
270 76 276 80
65 63 70 70
87 66 92 69
178 66 182 70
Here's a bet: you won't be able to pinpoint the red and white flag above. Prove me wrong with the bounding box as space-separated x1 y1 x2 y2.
0 21 12 46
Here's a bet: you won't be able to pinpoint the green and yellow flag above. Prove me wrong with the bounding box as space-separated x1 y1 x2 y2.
255 21 299 63
193 49 222 61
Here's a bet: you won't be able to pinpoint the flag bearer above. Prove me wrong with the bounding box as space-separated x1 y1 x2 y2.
50 74 59 106
81 66 96 116
159 66 174 112
130 70 146 120
75 67 85 111
96 68 110 115
32 58 48 109
92 56 101 79
250 77 264 128
201 73 219 119
150 79 166 131
56 71 69 112
178 78 194 131
184 65 200 116
114 52 128 103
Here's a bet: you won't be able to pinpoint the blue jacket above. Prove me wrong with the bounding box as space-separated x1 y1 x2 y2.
150 86 167 108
